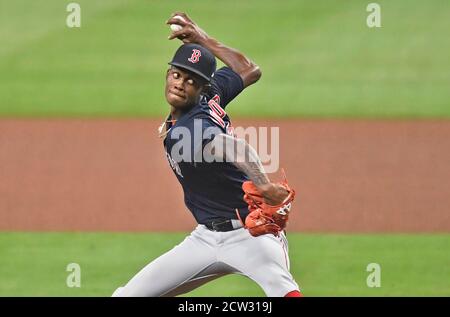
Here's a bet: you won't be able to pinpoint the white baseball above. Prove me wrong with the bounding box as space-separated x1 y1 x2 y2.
170 15 186 32
170 24 183 32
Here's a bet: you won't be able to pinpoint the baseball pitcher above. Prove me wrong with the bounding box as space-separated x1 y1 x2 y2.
113 12 302 297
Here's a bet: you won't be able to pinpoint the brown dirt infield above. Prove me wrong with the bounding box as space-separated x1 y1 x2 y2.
1 119 449 232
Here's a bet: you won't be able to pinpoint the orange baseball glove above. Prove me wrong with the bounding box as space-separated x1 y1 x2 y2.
237 175 296 237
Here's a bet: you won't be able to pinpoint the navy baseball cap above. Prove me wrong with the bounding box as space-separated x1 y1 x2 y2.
168 43 216 82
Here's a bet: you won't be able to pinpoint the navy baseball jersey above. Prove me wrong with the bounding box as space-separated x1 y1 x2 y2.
163 67 249 224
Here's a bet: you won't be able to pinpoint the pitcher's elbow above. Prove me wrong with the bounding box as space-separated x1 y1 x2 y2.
243 65 262 87
250 65 262 83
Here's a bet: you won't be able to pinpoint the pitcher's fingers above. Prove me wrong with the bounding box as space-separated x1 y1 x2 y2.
168 29 186 40
166 16 188 26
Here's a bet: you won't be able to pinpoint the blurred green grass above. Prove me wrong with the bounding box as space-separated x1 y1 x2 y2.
0 232 449 296
0 0 449 118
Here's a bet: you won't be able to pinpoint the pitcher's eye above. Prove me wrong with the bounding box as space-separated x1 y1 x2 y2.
187 79 194 85
173 72 180 79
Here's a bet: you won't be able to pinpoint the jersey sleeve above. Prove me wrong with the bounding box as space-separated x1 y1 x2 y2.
206 67 244 108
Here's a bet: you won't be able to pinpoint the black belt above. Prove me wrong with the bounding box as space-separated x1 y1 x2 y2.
204 219 240 232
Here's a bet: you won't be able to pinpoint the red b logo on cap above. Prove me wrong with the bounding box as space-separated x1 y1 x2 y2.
188 49 201 63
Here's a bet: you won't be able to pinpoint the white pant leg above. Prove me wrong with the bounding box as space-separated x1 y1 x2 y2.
113 225 218 297
163 262 237 297
220 229 299 297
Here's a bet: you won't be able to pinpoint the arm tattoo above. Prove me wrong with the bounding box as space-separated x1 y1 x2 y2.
206 134 269 186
